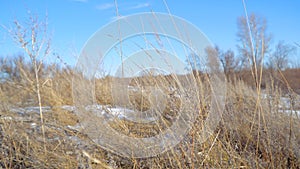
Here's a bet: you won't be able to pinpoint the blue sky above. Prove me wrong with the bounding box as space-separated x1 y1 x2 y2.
0 0 299 67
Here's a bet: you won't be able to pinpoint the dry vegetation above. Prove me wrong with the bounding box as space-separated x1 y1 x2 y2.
1 9 300 169
0 56 300 168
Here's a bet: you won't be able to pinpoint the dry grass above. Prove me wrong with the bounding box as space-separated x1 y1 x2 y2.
0 56 300 168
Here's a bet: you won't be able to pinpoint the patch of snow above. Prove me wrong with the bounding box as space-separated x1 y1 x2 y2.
67 124 82 132
128 86 139 92
25 106 51 113
80 105 159 123
108 106 161 123
30 123 37 128
278 109 300 117
10 106 52 115
10 107 26 115
280 97 291 107
61 105 75 111
9 104 163 125
0 116 13 120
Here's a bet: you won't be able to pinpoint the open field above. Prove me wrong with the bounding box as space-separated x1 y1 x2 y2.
0 58 300 168
0 2 299 167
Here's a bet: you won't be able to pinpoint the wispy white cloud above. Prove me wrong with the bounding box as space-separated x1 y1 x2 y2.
95 2 150 12
96 3 114 10
128 3 150 10
70 0 88 3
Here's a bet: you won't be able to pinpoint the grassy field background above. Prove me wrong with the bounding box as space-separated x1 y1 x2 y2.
0 56 299 168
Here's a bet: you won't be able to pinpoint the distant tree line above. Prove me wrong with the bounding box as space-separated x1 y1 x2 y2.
185 13 298 88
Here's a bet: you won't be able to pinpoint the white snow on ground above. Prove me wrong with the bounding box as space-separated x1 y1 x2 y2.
261 93 300 118
8 105 158 123
7 92 299 123
10 106 51 115
84 105 159 122
61 105 75 111
278 109 300 117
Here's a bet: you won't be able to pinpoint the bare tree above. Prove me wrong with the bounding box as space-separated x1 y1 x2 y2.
204 46 239 80
237 13 272 87
219 49 239 80
4 13 51 152
269 41 296 70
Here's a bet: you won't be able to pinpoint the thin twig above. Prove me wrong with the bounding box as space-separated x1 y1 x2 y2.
201 130 220 166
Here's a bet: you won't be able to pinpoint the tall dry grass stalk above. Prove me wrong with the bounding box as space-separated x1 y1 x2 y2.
4 13 52 152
